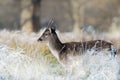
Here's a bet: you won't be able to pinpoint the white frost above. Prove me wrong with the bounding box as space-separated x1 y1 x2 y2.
0 44 120 80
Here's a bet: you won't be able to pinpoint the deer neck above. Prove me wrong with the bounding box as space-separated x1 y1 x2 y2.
48 32 63 60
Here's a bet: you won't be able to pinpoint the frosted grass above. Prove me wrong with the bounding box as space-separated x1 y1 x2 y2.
0 44 120 80
83 51 120 80
0 29 119 80
0 44 63 80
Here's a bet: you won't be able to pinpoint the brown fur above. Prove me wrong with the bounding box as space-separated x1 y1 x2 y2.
59 40 113 64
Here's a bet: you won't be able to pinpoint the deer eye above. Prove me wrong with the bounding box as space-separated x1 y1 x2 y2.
45 33 48 36
45 34 48 37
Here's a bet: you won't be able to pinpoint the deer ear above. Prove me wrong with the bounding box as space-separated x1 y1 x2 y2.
52 24 56 30
51 23 56 32
48 24 56 33
47 17 56 33
48 28 52 33
49 27 55 33
47 18 54 29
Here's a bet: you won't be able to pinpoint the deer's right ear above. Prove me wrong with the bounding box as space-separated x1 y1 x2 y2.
47 17 56 33
48 26 55 33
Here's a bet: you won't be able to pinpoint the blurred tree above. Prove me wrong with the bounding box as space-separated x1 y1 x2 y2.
0 0 119 32
31 0 41 32
21 0 33 32
84 0 120 32
70 0 85 33
0 0 21 30
21 0 41 32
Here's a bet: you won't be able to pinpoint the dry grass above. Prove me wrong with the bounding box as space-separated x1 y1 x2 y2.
0 29 120 63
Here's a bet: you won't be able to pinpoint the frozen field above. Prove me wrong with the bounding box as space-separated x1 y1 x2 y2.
0 44 120 80
0 30 119 80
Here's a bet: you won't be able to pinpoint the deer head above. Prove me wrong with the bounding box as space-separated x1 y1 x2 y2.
38 18 56 42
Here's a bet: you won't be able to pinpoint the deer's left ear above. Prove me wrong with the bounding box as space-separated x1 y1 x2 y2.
47 17 56 33
49 27 55 33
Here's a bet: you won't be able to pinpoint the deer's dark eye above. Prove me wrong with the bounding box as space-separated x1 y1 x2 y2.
45 34 48 35
45 34 48 37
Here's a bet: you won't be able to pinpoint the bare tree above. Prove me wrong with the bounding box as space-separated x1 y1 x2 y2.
31 0 41 32
70 0 85 33
21 0 41 32
21 0 33 32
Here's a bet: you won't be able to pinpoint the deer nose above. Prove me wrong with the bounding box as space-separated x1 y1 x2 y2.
37 38 42 41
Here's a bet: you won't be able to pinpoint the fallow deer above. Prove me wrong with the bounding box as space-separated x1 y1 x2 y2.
37 18 118 67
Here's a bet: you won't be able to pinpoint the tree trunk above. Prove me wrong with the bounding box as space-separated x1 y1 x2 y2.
32 0 41 32
70 0 85 33
21 0 33 32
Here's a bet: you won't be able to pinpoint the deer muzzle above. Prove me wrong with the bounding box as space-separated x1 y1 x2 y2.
37 38 42 41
